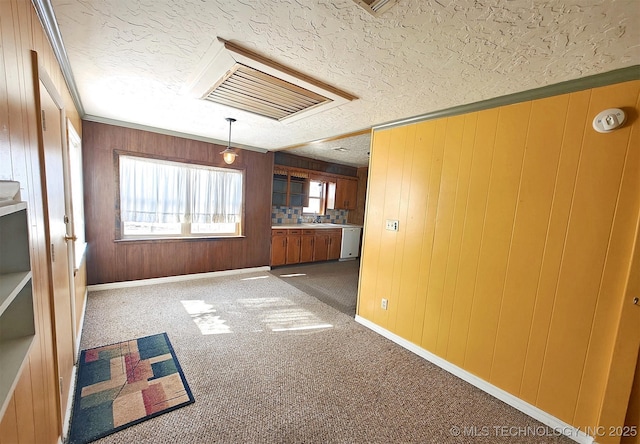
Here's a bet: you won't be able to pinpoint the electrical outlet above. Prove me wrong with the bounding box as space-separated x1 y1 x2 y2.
381 298 388 310
385 219 399 231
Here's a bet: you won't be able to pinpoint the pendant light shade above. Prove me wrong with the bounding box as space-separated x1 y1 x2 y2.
220 117 238 164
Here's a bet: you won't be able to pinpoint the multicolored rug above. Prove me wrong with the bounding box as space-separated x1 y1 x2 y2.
68 333 194 444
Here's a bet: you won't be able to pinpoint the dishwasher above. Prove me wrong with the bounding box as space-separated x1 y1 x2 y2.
340 227 362 260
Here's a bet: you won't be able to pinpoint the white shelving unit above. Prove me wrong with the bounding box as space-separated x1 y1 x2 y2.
0 201 36 418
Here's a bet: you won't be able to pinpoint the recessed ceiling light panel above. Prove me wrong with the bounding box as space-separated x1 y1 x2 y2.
352 0 398 17
186 38 357 122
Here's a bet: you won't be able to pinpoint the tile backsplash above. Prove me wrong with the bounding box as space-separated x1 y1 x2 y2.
272 206 348 225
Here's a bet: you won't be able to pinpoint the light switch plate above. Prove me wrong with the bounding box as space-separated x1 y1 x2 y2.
385 219 399 231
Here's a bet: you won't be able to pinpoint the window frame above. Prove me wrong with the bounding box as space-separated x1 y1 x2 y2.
303 180 327 215
114 150 246 241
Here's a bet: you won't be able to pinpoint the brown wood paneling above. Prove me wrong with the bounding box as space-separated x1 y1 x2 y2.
347 167 368 225
274 151 358 177
82 121 273 284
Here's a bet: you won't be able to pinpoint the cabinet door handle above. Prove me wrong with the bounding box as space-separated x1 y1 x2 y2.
282 240 286 247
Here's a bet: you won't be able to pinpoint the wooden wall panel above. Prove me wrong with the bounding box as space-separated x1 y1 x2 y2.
0 1 84 442
490 95 569 395
573 85 640 435
82 121 274 284
357 129 390 321
358 80 640 437
446 108 498 368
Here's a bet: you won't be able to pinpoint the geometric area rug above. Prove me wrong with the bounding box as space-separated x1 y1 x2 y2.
68 333 195 444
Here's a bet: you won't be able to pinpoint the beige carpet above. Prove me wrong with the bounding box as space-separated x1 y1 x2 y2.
78 271 574 444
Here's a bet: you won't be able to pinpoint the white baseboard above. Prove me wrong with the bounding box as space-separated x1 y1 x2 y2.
86 266 272 292
61 365 77 442
354 315 594 444
75 288 87 359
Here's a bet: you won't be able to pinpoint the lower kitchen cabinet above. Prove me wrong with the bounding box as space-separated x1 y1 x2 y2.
327 230 341 260
271 227 342 266
313 232 329 262
286 230 302 264
300 230 315 263
312 229 342 262
271 229 287 266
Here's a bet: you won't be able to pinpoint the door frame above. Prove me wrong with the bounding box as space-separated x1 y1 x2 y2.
32 50 77 436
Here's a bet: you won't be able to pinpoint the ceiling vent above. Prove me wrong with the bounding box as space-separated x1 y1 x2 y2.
187 38 357 122
352 0 399 17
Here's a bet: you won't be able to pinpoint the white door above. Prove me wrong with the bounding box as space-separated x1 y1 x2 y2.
38 72 75 430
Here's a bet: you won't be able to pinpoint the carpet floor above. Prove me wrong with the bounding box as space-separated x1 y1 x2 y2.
270 260 360 317
78 270 573 444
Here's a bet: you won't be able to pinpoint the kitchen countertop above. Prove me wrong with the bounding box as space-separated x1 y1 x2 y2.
272 223 363 229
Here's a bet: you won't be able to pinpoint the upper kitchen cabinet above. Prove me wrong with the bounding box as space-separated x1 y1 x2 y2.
272 167 310 207
335 178 358 210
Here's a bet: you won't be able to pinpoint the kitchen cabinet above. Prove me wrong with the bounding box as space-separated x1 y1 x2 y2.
300 230 315 263
313 232 329 262
335 178 358 210
0 202 36 417
286 229 302 264
328 230 342 260
270 227 342 266
272 167 309 207
271 229 287 266
312 229 342 262
272 173 288 206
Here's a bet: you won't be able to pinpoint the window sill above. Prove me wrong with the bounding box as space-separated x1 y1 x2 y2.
114 235 245 244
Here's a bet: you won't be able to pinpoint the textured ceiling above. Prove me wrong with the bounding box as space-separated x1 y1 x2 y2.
51 0 639 167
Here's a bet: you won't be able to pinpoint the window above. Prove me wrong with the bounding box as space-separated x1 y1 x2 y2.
67 120 86 267
304 180 324 214
118 155 243 238
303 179 337 215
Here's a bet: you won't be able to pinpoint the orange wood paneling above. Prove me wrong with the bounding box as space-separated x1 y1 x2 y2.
463 102 531 380
358 80 640 436
13 368 35 443
445 108 499 367
519 89 591 405
409 121 438 344
435 113 477 357
490 95 569 395
535 83 638 423
358 129 390 321
395 124 426 341
0 398 19 444
421 115 464 352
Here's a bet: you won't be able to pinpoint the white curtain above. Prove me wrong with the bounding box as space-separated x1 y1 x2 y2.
119 156 242 224
190 167 242 223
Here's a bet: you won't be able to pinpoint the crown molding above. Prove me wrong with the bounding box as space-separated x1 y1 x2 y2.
374 65 640 131
32 0 85 116
83 115 269 153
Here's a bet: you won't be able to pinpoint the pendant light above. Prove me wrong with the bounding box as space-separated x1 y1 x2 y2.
220 117 238 164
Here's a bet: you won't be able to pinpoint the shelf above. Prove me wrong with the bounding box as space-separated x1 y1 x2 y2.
0 201 26 217
0 199 35 420
0 336 35 418
0 271 32 316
